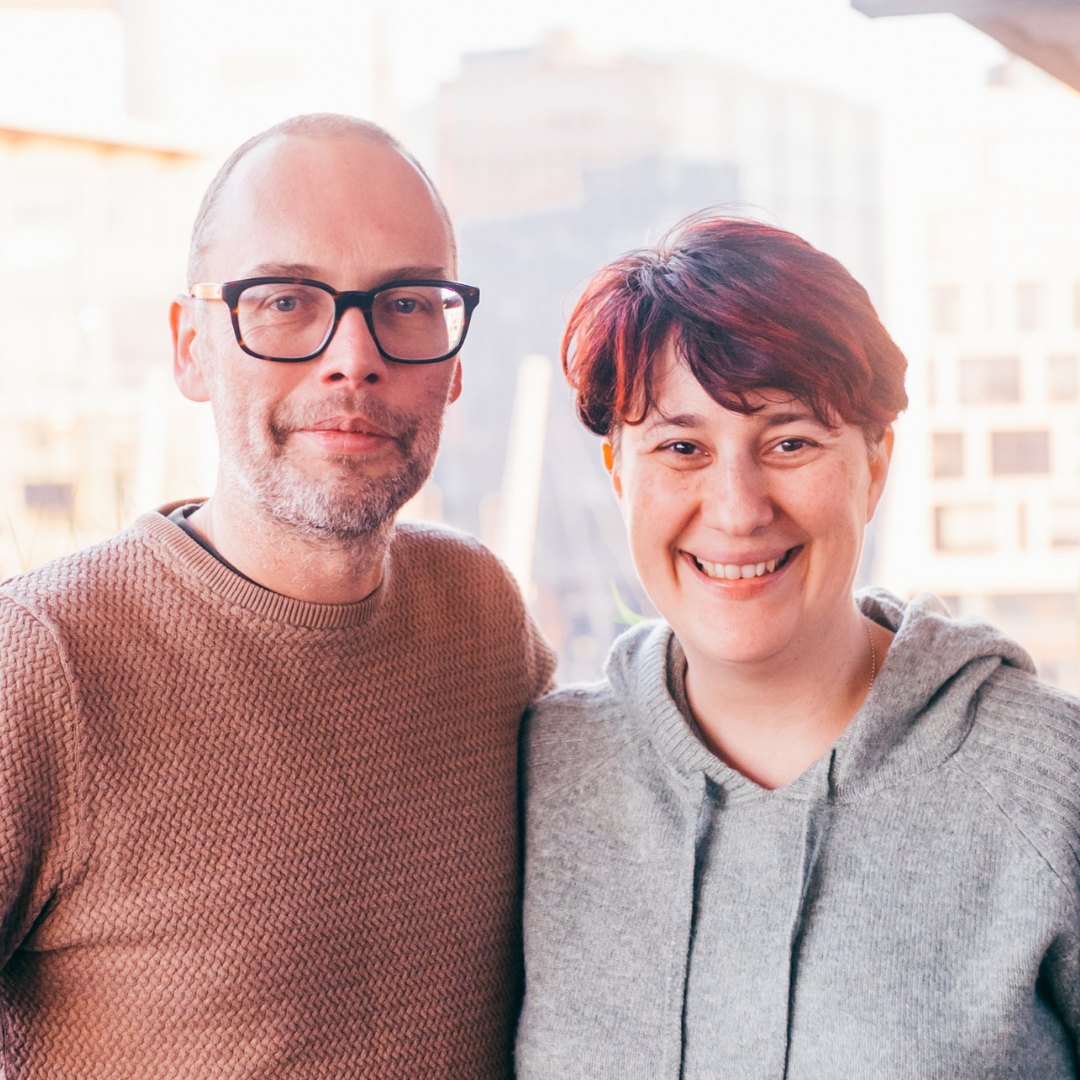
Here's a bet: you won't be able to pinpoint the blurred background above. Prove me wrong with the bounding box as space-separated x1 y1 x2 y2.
0 0 1078 687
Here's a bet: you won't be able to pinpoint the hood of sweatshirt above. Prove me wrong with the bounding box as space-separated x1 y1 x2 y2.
603 589 1037 801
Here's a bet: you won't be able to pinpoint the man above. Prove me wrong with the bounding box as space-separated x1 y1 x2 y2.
0 114 554 1079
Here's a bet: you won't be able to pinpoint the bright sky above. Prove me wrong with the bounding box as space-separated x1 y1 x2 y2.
388 0 1004 111
0 0 1005 137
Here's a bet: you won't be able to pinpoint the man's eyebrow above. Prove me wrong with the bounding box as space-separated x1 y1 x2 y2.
242 262 322 279
236 263 453 285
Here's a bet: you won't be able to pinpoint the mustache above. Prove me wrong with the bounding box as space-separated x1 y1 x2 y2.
267 395 420 451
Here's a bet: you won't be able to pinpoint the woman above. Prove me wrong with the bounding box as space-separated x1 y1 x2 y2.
517 216 1080 1078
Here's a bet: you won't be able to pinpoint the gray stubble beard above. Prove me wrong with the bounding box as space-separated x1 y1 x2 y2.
217 391 442 546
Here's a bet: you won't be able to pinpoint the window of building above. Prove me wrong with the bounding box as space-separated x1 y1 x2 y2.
1047 354 1078 402
990 430 1050 475
929 285 961 335
959 356 1020 404
935 504 995 552
932 432 963 478
1051 502 1080 547
1016 282 1046 332
24 482 74 514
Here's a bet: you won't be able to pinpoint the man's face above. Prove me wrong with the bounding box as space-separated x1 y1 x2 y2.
176 135 461 539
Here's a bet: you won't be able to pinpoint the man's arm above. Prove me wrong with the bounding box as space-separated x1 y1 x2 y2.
0 594 87 965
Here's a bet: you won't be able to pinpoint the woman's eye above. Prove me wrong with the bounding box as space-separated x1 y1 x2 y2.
666 441 698 456
777 438 810 453
393 298 417 314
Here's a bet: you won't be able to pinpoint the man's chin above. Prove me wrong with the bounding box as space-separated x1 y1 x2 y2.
244 465 426 541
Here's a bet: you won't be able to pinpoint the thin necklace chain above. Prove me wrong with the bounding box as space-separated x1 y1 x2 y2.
864 616 877 689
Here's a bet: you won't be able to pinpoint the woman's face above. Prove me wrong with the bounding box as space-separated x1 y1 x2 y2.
608 343 892 670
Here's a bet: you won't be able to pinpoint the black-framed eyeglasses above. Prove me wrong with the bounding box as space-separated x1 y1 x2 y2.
189 277 480 364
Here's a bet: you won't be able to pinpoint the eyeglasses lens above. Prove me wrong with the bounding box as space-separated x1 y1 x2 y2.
372 285 466 361
237 283 335 360
236 282 467 361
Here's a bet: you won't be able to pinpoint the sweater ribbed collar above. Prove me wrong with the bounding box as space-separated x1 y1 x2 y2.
605 589 1036 803
139 510 388 631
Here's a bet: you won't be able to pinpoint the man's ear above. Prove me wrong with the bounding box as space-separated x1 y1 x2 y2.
603 441 622 499
171 295 210 403
447 358 463 405
866 426 895 522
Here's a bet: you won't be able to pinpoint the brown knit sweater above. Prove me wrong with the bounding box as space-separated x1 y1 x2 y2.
0 511 555 1079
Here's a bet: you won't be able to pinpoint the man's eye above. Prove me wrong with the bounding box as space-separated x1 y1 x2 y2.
271 296 298 313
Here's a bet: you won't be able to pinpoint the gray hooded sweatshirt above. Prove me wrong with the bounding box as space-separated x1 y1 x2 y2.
518 591 1080 1079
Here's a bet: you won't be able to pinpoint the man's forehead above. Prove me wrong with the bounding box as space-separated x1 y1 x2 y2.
204 134 454 280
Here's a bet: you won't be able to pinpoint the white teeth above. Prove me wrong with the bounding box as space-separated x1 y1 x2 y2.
695 555 785 579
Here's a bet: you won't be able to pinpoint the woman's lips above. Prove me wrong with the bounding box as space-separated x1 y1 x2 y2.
685 546 802 582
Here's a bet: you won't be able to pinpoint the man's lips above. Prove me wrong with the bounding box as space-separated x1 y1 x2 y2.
293 416 399 455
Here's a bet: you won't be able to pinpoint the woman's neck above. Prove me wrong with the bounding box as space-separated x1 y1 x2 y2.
682 606 893 790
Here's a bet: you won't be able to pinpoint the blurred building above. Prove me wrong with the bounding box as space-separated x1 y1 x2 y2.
878 57 1080 690
432 32 884 680
0 124 215 579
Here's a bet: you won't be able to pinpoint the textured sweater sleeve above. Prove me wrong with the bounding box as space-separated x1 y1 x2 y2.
0 594 87 966
965 668 1080 1046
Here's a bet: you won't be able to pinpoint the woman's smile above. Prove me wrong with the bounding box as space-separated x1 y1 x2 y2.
609 344 890 672
683 545 801 582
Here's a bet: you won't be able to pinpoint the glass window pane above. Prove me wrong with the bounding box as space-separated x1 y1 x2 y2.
1051 502 1080 548
990 430 1050 475
959 356 1020 404
932 431 963 478
935 504 995 552
929 284 961 335
1047 354 1078 402
1016 281 1046 332
24 482 73 513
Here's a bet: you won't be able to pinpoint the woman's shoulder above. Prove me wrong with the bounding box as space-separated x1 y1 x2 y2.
524 679 635 758
959 665 1080 887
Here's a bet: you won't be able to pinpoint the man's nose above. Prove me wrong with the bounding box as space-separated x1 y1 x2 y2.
315 306 388 387
699 457 775 536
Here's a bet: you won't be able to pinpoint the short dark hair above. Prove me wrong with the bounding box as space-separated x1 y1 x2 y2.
562 213 908 443
187 113 454 285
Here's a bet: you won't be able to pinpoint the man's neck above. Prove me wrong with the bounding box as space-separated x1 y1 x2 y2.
184 490 390 605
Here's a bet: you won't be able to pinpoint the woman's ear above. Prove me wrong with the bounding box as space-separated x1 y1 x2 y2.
602 441 623 499
865 426 894 522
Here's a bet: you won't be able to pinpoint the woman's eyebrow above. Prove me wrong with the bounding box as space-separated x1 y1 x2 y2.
763 410 823 428
647 412 707 430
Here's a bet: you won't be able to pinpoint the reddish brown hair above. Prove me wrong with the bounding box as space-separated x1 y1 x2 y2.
562 214 908 441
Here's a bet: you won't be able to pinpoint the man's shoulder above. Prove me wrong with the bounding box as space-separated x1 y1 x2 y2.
1 522 157 621
388 522 555 691
389 521 523 607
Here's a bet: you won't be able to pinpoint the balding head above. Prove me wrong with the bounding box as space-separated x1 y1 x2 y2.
187 113 455 286
172 114 465 558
